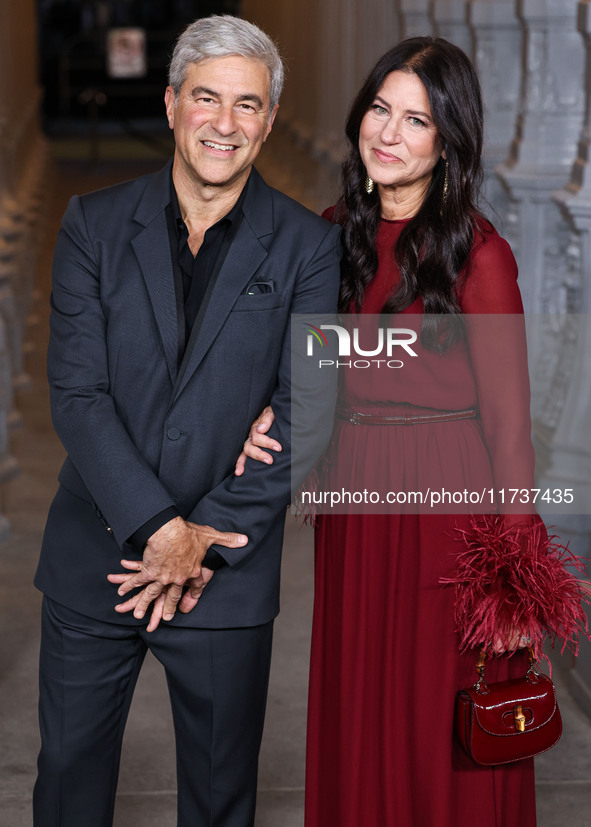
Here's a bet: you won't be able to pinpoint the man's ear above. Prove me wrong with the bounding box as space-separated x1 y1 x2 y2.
264 104 279 141
164 86 176 129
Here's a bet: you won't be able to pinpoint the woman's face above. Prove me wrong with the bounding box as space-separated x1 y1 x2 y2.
359 70 444 209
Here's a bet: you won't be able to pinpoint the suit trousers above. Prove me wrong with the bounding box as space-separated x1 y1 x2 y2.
33 596 274 827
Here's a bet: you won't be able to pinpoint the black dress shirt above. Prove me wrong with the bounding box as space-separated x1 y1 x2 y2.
129 174 250 569
168 176 247 355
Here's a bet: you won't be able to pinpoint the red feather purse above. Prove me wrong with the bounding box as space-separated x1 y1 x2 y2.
445 515 589 765
455 648 562 765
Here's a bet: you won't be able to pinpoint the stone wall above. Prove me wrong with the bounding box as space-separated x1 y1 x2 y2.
0 0 51 538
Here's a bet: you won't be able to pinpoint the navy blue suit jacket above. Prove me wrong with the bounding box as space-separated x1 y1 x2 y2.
35 161 341 627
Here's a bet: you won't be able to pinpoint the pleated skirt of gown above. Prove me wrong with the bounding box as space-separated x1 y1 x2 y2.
304 415 537 827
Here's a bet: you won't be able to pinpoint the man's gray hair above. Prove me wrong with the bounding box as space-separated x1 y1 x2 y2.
169 15 284 114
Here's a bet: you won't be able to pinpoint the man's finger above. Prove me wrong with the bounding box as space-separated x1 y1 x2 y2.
146 592 167 633
243 443 276 464
178 577 205 613
108 559 144 587
114 592 143 613
120 559 144 571
162 583 184 622
179 591 201 613
255 406 275 433
179 570 215 614
132 582 165 620
116 571 154 597
234 451 247 476
207 530 248 549
252 433 282 452
107 573 135 585
116 576 143 596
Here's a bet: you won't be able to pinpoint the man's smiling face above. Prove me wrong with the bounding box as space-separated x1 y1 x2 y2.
165 55 277 193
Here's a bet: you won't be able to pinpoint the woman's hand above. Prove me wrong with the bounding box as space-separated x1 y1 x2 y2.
491 632 531 655
234 406 281 476
490 514 537 655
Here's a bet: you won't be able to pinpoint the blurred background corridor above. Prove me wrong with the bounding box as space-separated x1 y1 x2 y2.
0 1 590 824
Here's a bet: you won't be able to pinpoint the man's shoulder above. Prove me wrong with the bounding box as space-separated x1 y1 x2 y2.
72 162 169 227
77 169 156 209
265 184 319 219
250 169 335 237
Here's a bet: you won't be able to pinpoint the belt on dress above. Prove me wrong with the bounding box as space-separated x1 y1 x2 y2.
338 407 478 426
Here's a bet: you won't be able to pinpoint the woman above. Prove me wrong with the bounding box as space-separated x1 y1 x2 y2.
239 38 537 826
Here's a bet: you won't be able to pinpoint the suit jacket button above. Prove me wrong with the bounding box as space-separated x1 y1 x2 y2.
167 427 181 440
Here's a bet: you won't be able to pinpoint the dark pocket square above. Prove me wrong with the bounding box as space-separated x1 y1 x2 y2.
232 290 286 311
244 280 275 295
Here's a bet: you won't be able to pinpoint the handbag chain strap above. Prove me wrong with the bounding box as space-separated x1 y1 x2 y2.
474 646 539 695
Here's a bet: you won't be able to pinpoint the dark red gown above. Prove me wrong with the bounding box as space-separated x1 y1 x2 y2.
305 216 537 827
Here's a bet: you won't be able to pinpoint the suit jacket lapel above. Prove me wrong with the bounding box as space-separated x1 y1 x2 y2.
170 168 273 403
130 160 179 383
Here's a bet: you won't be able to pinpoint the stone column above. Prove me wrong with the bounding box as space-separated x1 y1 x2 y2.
0 102 21 534
311 0 405 209
433 0 473 54
469 0 523 218
316 0 403 160
399 0 434 37
494 0 586 495
0 2 29 398
287 0 321 149
0 0 50 536
254 0 326 210
242 0 300 130
243 0 405 209
496 0 585 315
354 0 402 80
537 0 591 715
0 1 24 445
555 0 591 236
314 0 354 166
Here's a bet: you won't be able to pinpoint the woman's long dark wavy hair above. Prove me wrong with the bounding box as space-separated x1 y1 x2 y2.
337 37 486 348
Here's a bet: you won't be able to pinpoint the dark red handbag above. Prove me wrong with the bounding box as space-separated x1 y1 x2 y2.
455 648 562 765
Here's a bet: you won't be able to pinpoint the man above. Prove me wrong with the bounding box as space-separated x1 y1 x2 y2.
33 15 340 827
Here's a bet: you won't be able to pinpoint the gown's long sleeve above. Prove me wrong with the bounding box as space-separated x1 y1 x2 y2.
451 227 589 656
459 227 536 516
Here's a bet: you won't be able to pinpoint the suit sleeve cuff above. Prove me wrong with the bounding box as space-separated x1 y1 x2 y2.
129 507 180 551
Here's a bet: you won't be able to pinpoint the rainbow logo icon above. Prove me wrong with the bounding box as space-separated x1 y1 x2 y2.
303 324 329 353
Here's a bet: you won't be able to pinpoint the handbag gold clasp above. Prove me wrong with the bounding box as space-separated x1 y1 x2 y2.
514 705 526 732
